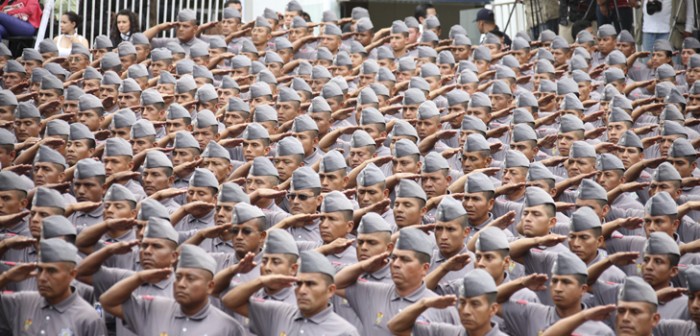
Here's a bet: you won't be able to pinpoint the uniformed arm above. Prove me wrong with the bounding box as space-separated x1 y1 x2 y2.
344 156 393 189
0 235 35 259
508 234 566 264
417 130 456 156
169 201 215 225
334 252 390 291
318 126 359 153
221 274 298 317
75 218 138 255
540 305 616 336
424 253 471 290
183 224 233 247
585 252 639 287
100 268 172 319
211 252 256 296
601 217 644 239
623 157 666 184
496 273 547 313
75 240 139 285
143 22 179 40
0 263 37 289
386 296 457 336
552 171 598 200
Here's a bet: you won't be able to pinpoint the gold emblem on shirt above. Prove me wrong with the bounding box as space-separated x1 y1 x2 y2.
23 319 32 331
279 332 287 336
375 312 384 325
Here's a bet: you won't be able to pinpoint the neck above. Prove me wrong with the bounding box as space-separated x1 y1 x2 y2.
471 213 490 227
556 302 583 318
256 199 273 209
46 287 72 306
652 281 670 292
180 298 208 316
494 272 506 286
300 303 327 318
395 281 422 297
465 322 493 336
441 245 464 259
506 187 526 201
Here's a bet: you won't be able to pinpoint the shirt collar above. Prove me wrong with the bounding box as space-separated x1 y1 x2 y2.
189 209 215 223
41 287 79 313
80 204 104 218
362 264 391 281
263 286 294 301
390 282 427 303
175 299 211 320
292 304 334 324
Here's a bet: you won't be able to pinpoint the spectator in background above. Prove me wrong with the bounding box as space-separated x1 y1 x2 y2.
54 11 89 57
414 3 437 26
596 0 635 33
110 9 140 46
475 9 512 47
0 0 42 40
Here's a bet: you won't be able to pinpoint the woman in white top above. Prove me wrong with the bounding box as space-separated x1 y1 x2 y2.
53 11 89 57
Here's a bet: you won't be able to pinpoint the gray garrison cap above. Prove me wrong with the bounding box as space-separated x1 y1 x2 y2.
396 178 427 201
569 206 602 232
232 202 265 225
644 232 680 256
461 269 497 298
33 187 67 210
644 191 678 216
358 213 392 234
40 238 78 263
476 227 509 251
178 244 217 275
218 183 249 204
291 167 321 191
436 196 467 222
396 227 433 258
357 163 385 187
552 251 588 277
618 276 658 305
300 250 336 278
264 229 299 256
189 168 219 191
42 215 76 239
321 191 353 213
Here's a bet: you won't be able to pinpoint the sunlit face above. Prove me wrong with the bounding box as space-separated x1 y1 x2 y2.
251 27 271 46
319 170 346 193
0 190 27 216
73 178 103 203
461 151 490 174
65 139 94 166
357 183 387 209
348 146 374 169
615 301 660 336
174 268 213 309
421 170 450 199
295 272 335 317
390 249 428 290
356 232 392 262
319 211 352 244
566 157 596 178
231 220 265 256
393 197 425 228
36 262 75 303
616 146 643 169
274 155 302 181
643 214 678 238
458 294 497 333
475 250 508 283
596 170 624 191
462 192 494 225
520 204 555 237
176 21 197 42
142 167 173 196
557 132 582 157
434 219 469 257
33 162 64 186
568 229 602 264
550 275 587 309
287 189 321 215
103 200 136 220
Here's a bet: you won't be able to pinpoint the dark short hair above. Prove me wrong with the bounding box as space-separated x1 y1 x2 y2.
63 11 82 27
414 3 435 19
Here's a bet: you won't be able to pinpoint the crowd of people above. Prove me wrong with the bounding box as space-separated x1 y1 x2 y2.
0 0 698 335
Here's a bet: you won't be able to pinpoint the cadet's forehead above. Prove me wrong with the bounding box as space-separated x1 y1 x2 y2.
176 267 210 279
617 300 655 312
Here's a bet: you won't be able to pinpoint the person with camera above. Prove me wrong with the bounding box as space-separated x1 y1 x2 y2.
642 0 695 52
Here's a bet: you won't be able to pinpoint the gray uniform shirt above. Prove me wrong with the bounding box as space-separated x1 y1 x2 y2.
655 320 700 336
248 301 359 336
122 295 245 335
502 300 614 336
413 321 508 336
345 281 460 336
0 290 106 336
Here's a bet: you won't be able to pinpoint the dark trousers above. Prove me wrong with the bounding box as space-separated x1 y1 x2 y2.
596 4 634 33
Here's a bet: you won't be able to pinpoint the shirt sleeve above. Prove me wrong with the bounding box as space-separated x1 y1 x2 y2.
92 267 132 298
0 292 21 333
592 280 620 306
523 249 556 276
121 294 153 334
248 298 295 336
413 322 463 336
